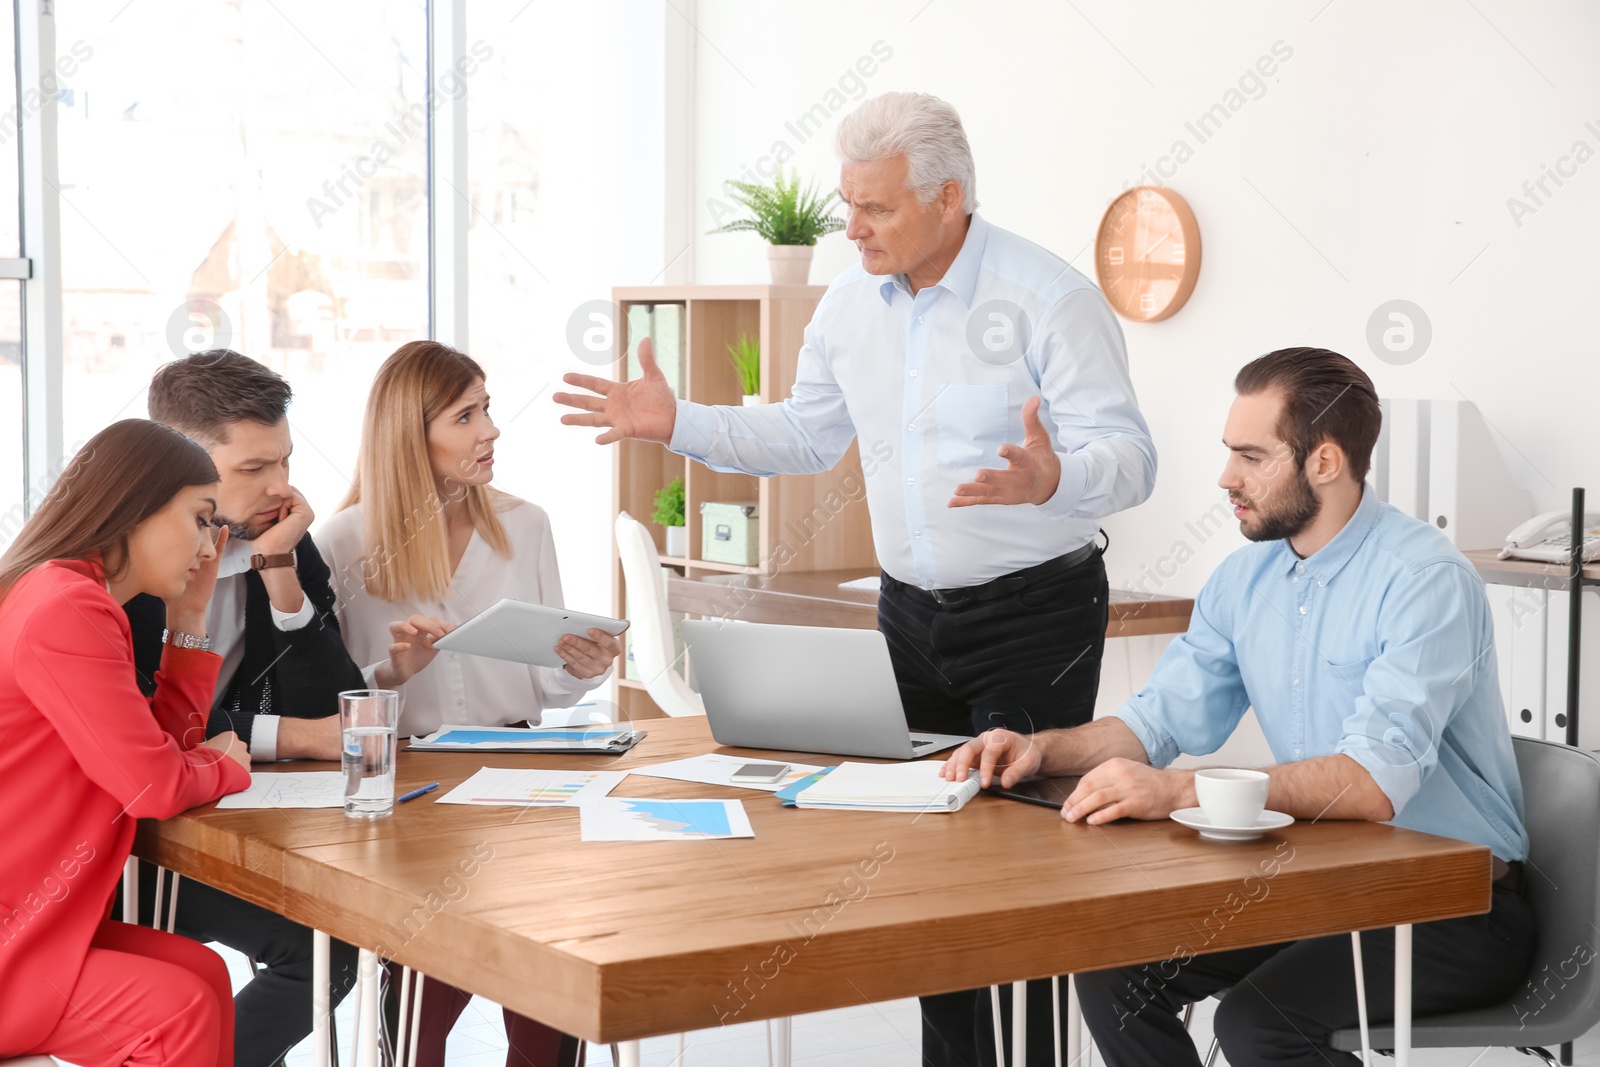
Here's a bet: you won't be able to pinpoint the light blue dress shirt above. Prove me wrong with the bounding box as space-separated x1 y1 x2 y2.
1114 486 1528 861
668 213 1157 590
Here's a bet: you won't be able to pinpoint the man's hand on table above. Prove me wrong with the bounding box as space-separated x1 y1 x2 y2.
1061 759 1195 825
942 728 1043 789
944 724 1197 825
276 715 343 761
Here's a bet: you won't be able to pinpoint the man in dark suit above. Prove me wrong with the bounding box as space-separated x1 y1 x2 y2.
124 349 362 1067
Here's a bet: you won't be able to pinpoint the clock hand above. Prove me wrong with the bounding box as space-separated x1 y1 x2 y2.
1137 229 1175 263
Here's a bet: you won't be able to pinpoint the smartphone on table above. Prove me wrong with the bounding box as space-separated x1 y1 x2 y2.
729 762 791 786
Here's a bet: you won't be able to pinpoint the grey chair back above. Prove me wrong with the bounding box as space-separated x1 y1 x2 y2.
1331 735 1600 1051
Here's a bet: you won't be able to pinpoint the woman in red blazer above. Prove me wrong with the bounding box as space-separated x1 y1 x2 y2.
0 419 253 1067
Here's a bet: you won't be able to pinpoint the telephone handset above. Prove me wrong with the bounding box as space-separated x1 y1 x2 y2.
1500 510 1600 564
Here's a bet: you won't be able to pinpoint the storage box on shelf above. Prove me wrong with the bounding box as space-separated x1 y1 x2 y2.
609 285 877 718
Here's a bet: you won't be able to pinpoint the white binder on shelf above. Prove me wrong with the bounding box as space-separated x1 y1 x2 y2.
1375 399 1531 546
1375 399 1429 522
1426 402 1534 550
1543 588 1600 748
1509 587 1548 740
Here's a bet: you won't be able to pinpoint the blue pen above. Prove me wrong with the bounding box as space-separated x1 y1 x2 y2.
397 782 439 804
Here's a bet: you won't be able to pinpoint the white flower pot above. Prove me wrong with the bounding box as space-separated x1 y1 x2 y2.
664 525 688 559
741 394 764 406
768 244 813 285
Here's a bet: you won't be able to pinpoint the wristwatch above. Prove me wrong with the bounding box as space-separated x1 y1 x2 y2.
251 551 297 571
162 628 211 651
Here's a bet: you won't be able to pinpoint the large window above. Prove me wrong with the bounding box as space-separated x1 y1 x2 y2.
56 0 428 516
5 1 670 632
462 1 665 614
0 1 21 537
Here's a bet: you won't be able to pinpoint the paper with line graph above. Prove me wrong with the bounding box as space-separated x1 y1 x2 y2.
216 772 346 808
577 797 754 841
435 766 625 807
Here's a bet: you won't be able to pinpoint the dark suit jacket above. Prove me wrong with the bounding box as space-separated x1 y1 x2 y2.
125 532 365 749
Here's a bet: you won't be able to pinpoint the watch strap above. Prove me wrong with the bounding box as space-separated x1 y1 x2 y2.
251 551 297 571
162 628 212 651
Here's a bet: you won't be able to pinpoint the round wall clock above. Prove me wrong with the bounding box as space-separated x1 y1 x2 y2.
1094 186 1201 323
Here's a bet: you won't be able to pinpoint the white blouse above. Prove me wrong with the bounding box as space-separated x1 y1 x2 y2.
314 498 606 736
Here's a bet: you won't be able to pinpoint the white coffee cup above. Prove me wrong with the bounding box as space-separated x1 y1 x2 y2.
1194 768 1270 828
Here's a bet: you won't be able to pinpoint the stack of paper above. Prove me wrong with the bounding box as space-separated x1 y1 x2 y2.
793 761 981 814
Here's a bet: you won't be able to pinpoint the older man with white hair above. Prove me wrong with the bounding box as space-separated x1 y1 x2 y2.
556 91 1155 1066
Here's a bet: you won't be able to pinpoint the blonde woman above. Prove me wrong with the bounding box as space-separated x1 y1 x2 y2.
316 340 612 1067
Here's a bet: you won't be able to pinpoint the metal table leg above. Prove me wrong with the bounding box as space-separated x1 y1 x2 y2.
1011 980 1028 1067
1394 924 1413 1067
356 949 381 1067
313 930 331 1066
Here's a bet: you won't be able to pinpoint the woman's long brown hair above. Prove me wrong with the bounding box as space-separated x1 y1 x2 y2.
0 419 219 603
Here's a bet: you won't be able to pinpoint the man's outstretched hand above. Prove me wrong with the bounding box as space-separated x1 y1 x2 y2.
949 395 1061 507
554 337 679 445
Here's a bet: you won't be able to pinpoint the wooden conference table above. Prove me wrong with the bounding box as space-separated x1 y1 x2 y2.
666 568 1195 638
136 717 1490 1066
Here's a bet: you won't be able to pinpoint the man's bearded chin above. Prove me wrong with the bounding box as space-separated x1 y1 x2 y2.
1239 470 1321 544
223 515 268 542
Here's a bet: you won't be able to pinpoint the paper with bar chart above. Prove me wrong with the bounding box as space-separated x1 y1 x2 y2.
578 797 754 841
435 767 626 807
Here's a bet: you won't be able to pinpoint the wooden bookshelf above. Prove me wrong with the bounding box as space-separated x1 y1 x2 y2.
611 285 878 718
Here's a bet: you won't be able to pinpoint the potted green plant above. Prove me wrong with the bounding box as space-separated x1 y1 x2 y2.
727 334 761 405
652 475 687 558
708 167 845 285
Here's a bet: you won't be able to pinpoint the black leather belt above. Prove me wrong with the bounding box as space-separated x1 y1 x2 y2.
923 541 1100 607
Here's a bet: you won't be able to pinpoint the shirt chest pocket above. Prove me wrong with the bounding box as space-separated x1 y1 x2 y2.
934 383 1010 468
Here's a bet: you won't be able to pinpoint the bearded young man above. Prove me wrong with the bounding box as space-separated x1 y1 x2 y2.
944 347 1533 1067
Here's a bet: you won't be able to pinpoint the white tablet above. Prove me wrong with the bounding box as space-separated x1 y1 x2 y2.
431 599 630 668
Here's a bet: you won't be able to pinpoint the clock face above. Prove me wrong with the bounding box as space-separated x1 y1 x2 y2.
1094 186 1201 323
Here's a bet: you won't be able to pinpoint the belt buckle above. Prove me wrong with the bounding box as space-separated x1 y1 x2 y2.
930 588 964 606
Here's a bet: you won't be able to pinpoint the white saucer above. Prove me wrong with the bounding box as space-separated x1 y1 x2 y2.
1171 807 1294 841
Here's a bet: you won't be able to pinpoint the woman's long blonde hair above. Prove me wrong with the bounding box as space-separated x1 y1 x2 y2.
340 341 511 603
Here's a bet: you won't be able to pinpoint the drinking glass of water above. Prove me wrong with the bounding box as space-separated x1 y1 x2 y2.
339 689 399 819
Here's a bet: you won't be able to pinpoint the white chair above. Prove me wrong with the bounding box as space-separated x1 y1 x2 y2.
614 512 704 718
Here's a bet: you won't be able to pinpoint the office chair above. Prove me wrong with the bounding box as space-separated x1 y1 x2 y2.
1325 735 1600 1062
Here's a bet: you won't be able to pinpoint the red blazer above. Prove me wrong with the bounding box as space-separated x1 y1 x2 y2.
0 557 251 1055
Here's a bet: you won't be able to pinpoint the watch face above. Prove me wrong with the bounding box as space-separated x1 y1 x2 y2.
1095 186 1201 323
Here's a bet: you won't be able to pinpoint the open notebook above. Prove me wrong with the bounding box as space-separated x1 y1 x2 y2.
792 761 981 813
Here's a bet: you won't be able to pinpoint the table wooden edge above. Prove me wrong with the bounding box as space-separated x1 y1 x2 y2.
261 827 1489 1042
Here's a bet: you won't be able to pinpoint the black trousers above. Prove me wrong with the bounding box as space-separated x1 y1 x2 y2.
1075 884 1535 1066
134 860 360 1067
878 549 1109 1067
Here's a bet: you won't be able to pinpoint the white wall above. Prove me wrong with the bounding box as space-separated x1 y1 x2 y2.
687 0 1600 600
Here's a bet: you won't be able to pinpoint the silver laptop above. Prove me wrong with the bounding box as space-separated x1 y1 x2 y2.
680 620 971 759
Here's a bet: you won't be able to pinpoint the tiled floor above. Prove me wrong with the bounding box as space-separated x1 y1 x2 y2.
247 945 1600 1066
